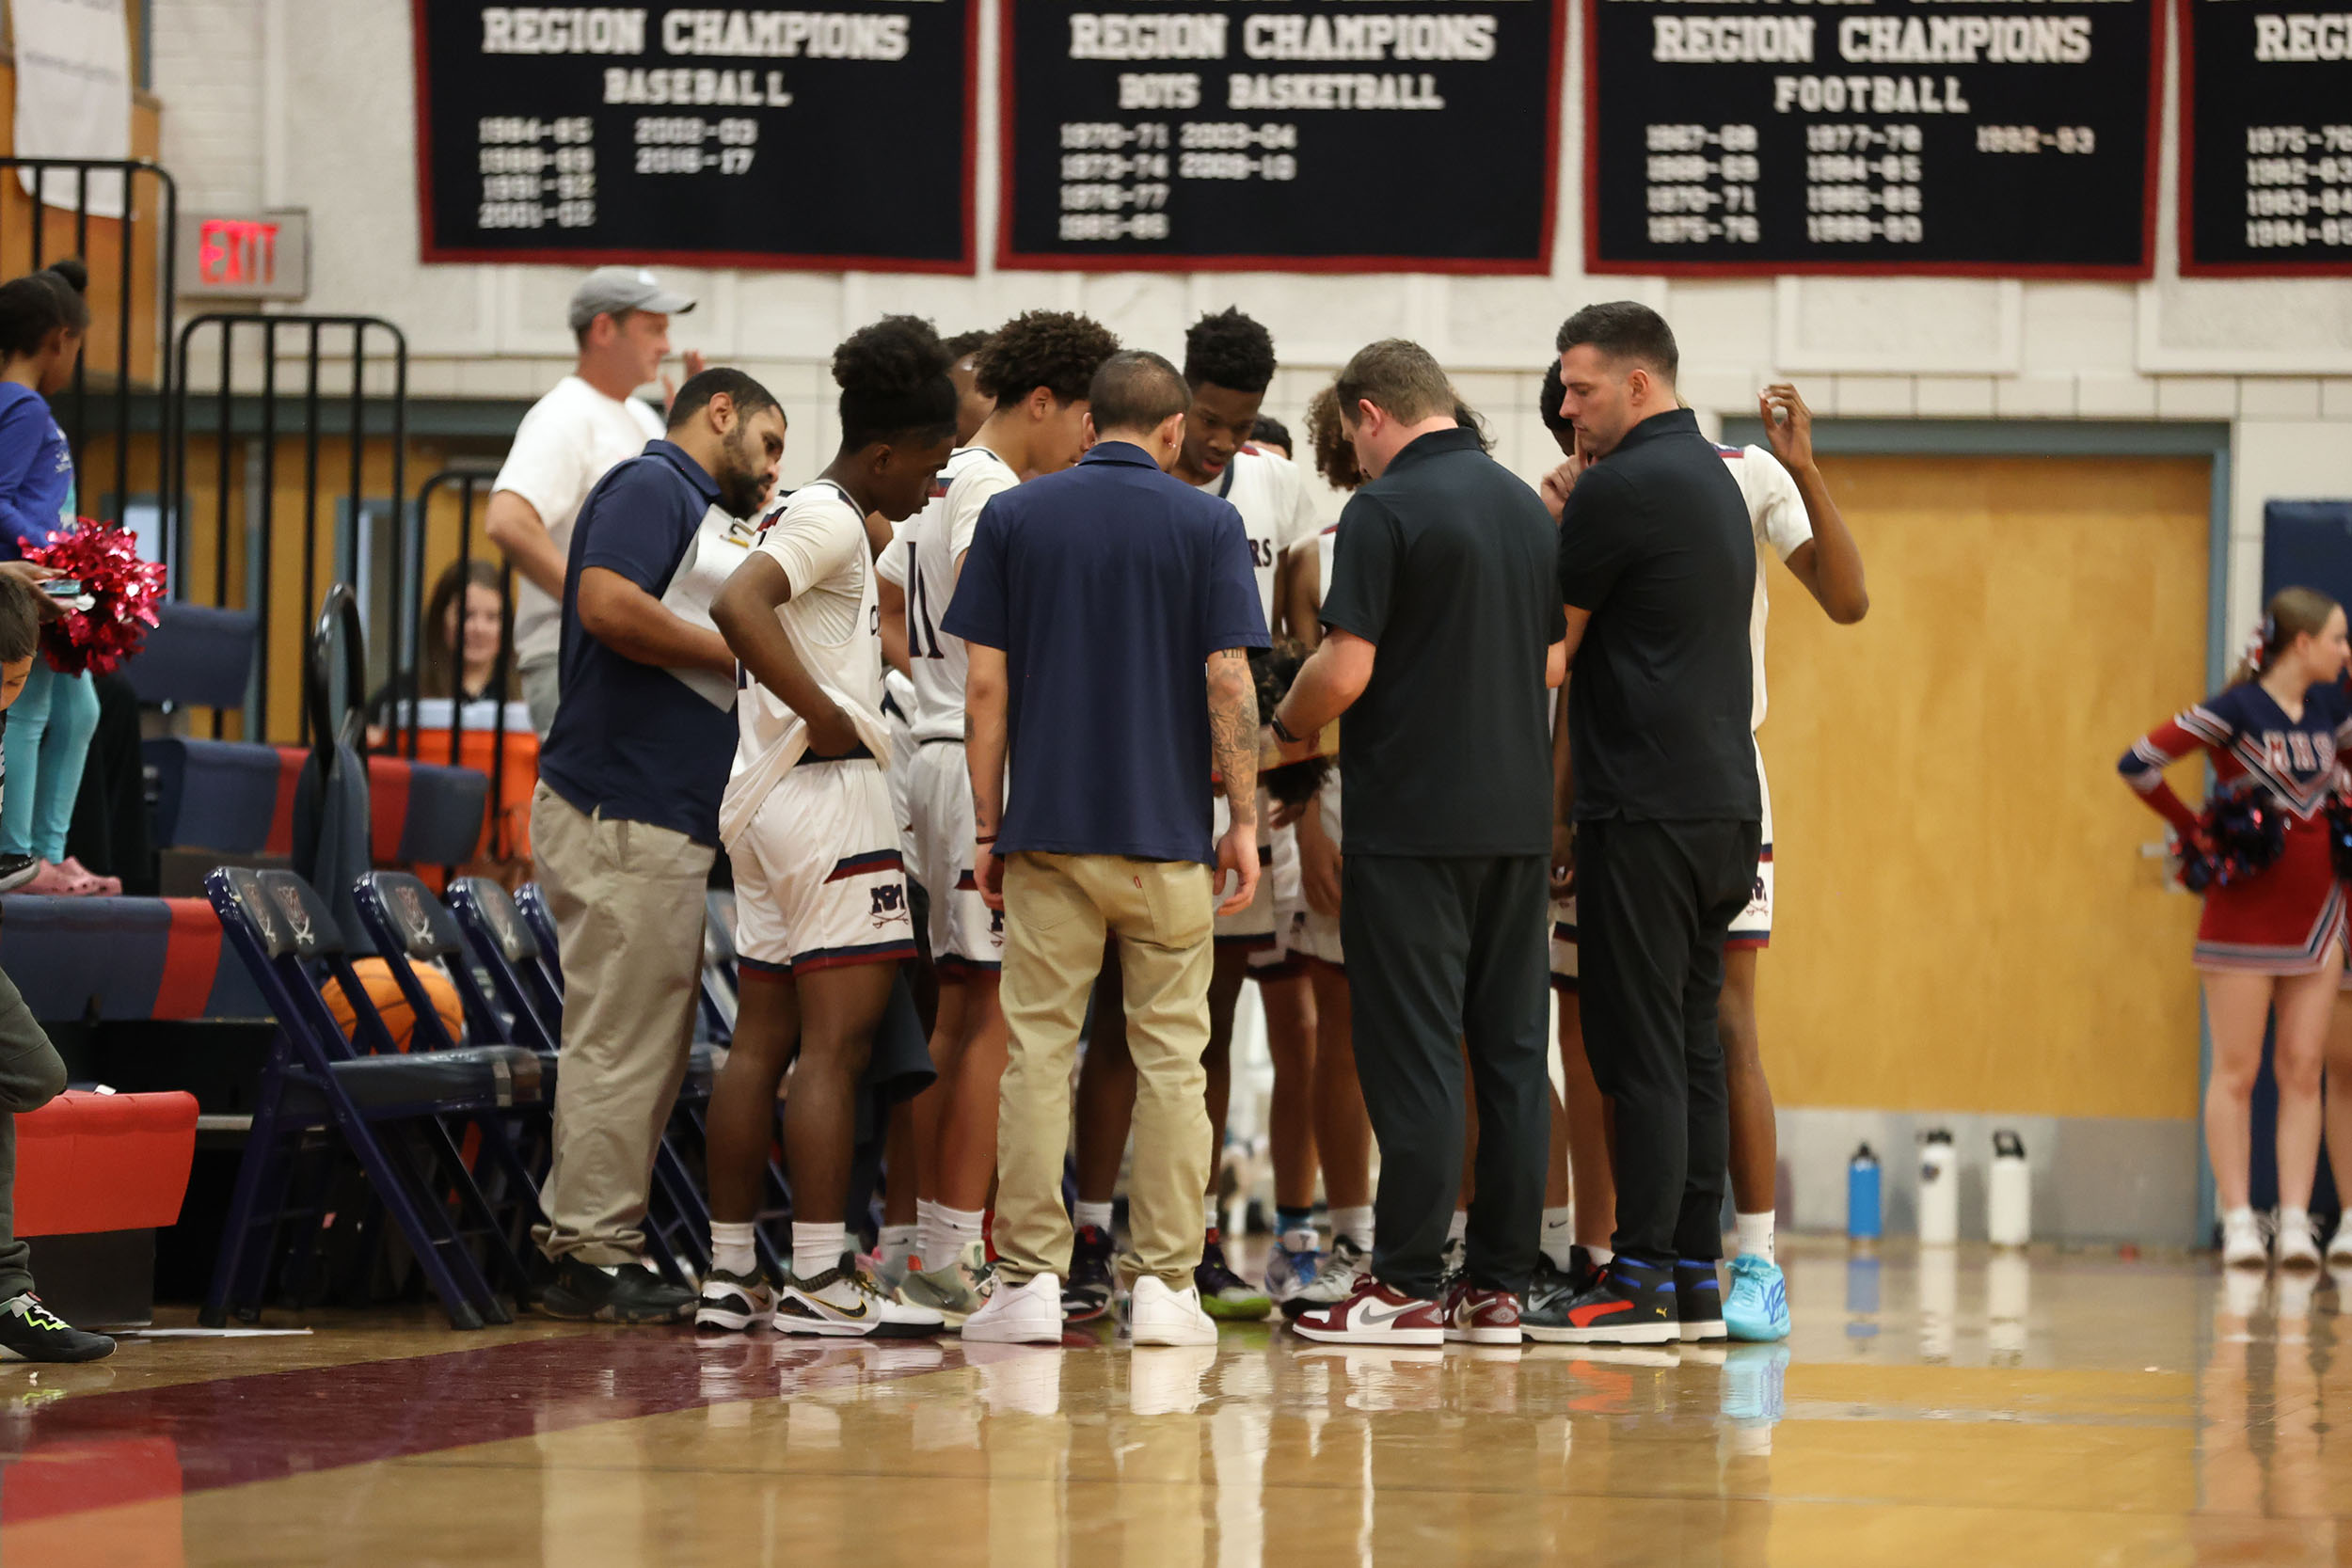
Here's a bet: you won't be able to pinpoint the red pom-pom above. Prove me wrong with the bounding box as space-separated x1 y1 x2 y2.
23 517 166 677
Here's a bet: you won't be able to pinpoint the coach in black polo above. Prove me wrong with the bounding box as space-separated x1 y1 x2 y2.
1273 340 1565 1347
1535 302 1761 1346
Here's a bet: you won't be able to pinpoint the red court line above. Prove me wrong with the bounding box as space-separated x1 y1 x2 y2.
0 1331 992 1525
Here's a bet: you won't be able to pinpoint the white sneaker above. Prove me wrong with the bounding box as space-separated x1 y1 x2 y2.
2278 1209 2322 1270
2329 1220 2352 1266
775 1253 945 1338
961 1271 1065 1343
1130 1275 1219 1347
2221 1210 2270 1270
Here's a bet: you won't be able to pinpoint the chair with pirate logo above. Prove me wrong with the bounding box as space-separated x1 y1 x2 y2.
445 876 734 1286
351 870 550 1299
202 866 546 1330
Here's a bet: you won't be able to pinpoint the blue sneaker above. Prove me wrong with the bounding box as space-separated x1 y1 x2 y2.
1263 1228 1325 1307
1724 1255 1791 1341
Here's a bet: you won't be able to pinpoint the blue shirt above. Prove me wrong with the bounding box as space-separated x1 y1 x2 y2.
944 441 1269 864
0 383 72 559
538 439 738 846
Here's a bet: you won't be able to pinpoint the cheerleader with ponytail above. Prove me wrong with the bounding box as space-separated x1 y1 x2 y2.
2121 587 2352 1270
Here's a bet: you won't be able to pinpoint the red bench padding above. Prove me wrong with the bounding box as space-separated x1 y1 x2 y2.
15 1091 199 1238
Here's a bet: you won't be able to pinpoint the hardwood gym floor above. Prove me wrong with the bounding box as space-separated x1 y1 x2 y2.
0 1238 2330 1566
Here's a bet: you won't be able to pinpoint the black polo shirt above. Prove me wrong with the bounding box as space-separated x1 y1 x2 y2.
1320 426 1565 857
1555 408 1760 824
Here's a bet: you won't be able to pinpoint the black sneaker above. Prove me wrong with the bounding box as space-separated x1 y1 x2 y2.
1063 1224 1115 1323
1676 1259 1725 1343
1521 1254 1677 1345
0 1293 114 1362
534 1258 694 1324
0 855 36 895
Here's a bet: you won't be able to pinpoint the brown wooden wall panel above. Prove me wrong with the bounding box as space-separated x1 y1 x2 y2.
1757 455 2212 1122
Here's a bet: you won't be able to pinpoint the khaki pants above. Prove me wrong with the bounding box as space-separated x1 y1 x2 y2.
995 851 1213 1290
530 782 713 1265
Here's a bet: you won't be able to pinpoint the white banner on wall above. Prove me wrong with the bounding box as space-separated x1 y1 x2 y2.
9 0 132 218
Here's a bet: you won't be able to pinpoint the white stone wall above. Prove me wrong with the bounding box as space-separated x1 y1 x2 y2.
151 0 2352 649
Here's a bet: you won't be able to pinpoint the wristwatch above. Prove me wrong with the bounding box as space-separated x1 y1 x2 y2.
1269 712 1301 746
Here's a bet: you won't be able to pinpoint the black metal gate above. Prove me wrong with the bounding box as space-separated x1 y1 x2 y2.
166 315 408 739
0 156 178 525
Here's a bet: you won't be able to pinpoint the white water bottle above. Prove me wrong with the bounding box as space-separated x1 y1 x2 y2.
1917 1129 1959 1244
1988 1131 2031 1246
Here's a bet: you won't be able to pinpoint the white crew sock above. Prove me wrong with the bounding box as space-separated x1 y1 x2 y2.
914 1199 943 1266
937 1204 986 1260
1734 1211 1776 1263
1587 1244 1614 1266
2223 1204 2257 1227
2282 1206 2314 1243
792 1222 849 1284
1073 1199 1115 1234
1329 1206 1375 1251
878 1223 917 1274
1205 1194 1222 1232
710 1222 758 1279
1447 1210 1469 1244
1540 1207 1577 1271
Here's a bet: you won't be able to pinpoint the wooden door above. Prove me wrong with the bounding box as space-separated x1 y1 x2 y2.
1757 455 2212 1121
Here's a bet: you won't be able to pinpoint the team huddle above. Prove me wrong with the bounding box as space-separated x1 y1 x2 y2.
678 303 1867 1346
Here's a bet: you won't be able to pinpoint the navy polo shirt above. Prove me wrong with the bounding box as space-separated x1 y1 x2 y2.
538 439 738 846
944 440 1268 865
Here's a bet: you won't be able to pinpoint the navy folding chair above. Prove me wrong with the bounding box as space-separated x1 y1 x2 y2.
352 872 551 1298
699 890 739 1043
512 883 563 996
445 877 730 1285
202 868 547 1330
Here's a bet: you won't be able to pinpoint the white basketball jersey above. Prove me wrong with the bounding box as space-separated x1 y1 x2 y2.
883 445 1018 744
720 481 893 847
1719 443 1813 734
1196 447 1321 630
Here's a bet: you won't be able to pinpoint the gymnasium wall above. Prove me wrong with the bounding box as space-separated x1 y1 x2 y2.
145 0 2352 1242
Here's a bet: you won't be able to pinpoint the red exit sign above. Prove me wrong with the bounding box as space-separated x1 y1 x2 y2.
175 210 309 300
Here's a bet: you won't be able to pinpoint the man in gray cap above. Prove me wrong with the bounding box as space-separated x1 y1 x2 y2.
486 266 706 735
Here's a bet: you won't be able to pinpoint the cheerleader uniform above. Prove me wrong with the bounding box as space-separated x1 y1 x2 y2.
2120 679 2352 974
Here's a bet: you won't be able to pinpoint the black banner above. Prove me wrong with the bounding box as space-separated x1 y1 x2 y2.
997 0 1565 272
414 3 976 272
2182 0 2352 276
1585 0 2159 277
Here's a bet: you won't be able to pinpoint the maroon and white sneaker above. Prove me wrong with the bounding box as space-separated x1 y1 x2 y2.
1290 1277 1444 1346
1440 1281 1524 1345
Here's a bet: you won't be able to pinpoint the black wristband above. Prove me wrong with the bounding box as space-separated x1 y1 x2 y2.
1270 712 1301 746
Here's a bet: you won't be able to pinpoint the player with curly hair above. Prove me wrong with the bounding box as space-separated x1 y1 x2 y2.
699 316 960 1338
873 309 1120 1323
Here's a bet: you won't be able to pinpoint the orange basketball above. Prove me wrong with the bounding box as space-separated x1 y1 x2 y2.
321 958 466 1052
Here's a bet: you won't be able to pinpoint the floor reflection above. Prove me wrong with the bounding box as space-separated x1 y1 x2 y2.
10 1242 2352 1566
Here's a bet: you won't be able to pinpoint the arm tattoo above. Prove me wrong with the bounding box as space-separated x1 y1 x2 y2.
1207 647 1260 818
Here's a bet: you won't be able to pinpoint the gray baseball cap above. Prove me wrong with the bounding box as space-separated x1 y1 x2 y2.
566 266 697 332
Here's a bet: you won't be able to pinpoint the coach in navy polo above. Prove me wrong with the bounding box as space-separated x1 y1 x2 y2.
530 368 785 1326
944 351 1269 1347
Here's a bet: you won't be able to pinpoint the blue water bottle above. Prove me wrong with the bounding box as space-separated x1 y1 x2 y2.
1847 1142 1883 1243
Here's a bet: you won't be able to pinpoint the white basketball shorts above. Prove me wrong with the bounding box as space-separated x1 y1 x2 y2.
729 757 916 974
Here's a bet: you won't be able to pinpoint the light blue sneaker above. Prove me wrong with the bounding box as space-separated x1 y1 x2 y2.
1724 1255 1791 1341
1263 1228 1326 1307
